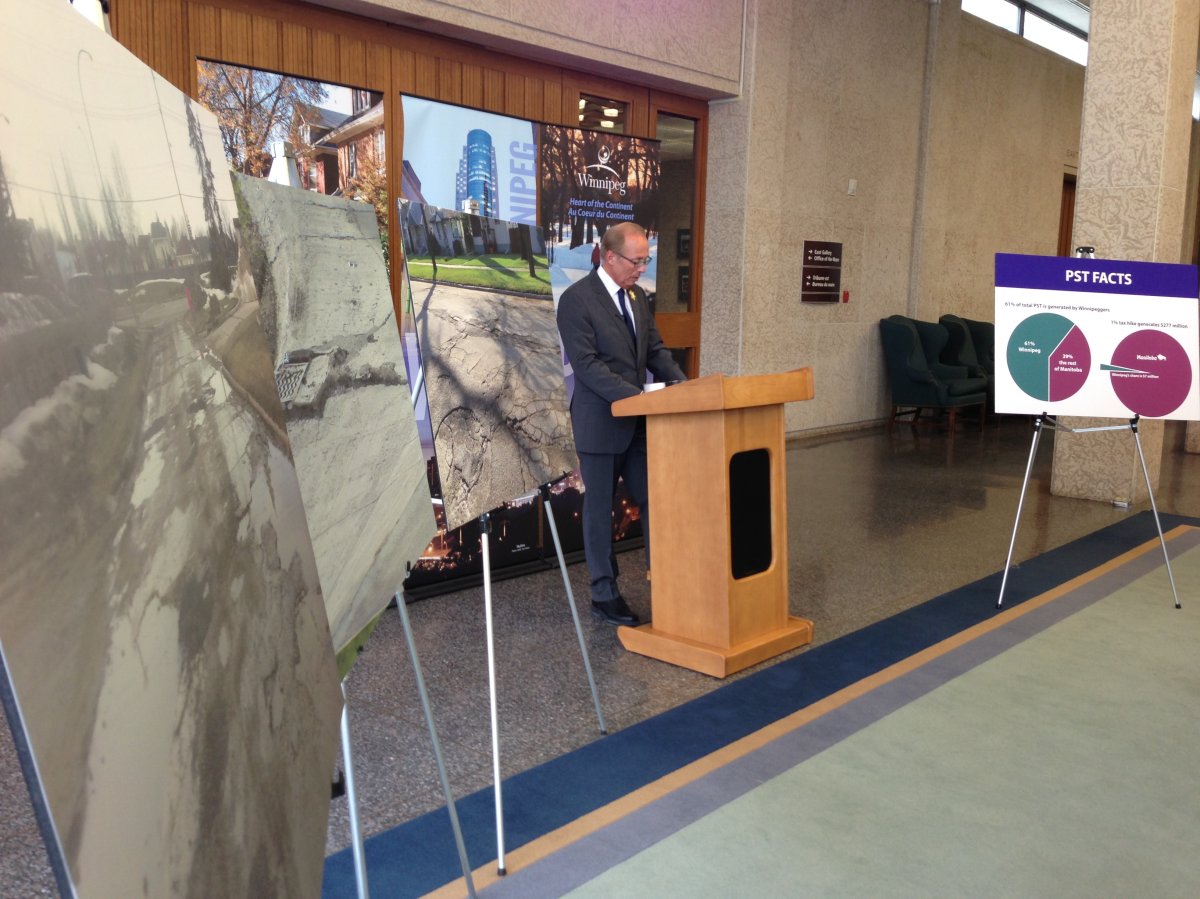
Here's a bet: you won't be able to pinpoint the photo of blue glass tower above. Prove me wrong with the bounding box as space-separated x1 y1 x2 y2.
400 95 537 226
457 128 501 218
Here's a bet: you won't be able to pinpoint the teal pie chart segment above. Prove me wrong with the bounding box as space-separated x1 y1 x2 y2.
1007 312 1090 402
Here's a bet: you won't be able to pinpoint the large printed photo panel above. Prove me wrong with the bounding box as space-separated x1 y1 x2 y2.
0 5 341 896
399 200 574 531
234 176 435 659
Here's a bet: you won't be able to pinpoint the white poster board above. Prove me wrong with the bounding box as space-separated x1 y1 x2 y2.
995 253 1200 419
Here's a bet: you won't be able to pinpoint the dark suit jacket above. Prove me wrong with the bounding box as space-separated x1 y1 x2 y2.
557 271 686 454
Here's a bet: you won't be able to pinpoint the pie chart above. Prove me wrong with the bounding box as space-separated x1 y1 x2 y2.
1006 313 1090 402
1102 330 1192 417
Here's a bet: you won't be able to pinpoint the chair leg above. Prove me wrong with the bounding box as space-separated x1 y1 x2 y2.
947 408 957 431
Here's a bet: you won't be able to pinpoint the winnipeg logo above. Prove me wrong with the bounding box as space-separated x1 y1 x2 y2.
576 144 626 195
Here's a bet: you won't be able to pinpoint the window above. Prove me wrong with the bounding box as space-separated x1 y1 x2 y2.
1024 12 1087 65
961 0 1018 32
961 0 1087 67
578 94 627 134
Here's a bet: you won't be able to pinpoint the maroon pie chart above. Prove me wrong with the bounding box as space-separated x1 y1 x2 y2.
1105 330 1192 418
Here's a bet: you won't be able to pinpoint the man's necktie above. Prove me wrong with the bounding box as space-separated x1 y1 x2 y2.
618 288 636 345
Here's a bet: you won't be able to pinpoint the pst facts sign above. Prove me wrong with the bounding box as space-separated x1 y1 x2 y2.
995 253 1200 419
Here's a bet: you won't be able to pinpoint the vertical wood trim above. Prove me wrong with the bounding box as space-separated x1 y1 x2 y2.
461 64 484 109
437 59 462 104
364 42 389 90
189 4 222 63
280 22 312 76
393 47 416 94
219 7 253 64
250 14 281 73
483 68 505 112
413 53 437 99
339 35 366 87
311 29 338 83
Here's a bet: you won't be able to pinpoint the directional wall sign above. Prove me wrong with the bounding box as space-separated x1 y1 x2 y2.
801 240 842 303
995 253 1200 419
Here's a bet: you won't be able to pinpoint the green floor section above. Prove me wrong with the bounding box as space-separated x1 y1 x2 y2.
569 544 1200 898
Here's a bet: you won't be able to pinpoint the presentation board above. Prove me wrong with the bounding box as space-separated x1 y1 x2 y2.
995 253 1200 419
0 4 341 896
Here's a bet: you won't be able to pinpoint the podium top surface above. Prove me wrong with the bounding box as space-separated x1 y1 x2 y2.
612 368 814 417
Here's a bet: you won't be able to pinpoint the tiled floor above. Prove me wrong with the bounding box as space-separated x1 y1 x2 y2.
3 416 1198 895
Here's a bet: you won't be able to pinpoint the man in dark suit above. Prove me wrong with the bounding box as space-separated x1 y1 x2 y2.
557 222 686 624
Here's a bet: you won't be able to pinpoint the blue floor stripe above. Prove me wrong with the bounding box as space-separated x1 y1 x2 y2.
322 512 1196 898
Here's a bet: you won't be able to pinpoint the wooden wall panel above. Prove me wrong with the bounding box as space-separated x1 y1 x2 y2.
311 29 338 84
461 64 484 110
543 81 565 126
483 69 505 113
339 36 366 87
364 43 389 91
504 74 526 119
412 54 437 99
280 21 311 76
151 0 188 91
219 7 253 65
393 47 416 95
251 14 281 72
189 4 222 62
523 79 544 123
437 59 462 104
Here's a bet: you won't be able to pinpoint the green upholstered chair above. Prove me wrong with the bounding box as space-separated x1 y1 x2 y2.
962 316 995 376
878 315 988 431
939 313 994 411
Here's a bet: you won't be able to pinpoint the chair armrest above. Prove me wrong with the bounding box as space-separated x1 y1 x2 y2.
929 361 968 380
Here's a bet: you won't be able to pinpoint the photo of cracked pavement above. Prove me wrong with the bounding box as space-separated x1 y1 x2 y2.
0 6 341 896
234 177 435 657
400 202 576 531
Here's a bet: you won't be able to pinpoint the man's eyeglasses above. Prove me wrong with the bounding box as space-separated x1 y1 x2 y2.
613 251 652 268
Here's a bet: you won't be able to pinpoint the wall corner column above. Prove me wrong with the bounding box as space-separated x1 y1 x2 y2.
1050 0 1200 503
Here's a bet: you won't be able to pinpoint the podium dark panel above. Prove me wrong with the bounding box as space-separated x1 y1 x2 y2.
729 448 773 579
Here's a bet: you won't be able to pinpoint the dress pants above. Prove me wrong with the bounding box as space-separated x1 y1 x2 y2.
578 425 649 603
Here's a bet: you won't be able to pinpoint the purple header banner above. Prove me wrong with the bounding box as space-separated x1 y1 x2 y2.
996 252 1198 299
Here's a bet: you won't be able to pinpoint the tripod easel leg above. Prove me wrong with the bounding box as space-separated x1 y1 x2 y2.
339 681 370 899
394 593 477 897
480 513 507 875
1130 419 1182 609
997 415 1045 609
544 495 606 734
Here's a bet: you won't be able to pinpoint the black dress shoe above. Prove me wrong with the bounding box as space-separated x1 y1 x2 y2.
591 595 640 625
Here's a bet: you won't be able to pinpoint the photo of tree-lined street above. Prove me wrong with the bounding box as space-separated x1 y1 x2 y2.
0 6 340 896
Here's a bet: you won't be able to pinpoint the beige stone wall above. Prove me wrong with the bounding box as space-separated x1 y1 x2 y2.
314 0 745 97
704 1 1085 433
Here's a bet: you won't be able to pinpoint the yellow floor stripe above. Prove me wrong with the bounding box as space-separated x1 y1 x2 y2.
426 527 1191 897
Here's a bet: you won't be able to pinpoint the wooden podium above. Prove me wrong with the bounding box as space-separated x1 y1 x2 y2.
611 369 815 677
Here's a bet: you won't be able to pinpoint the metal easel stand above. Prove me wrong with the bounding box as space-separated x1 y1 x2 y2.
540 482 607 735
339 681 371 899
394 590 478 897
340 600 477 899
479 512 507 875
996 413 1181 610
478 484 610 876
